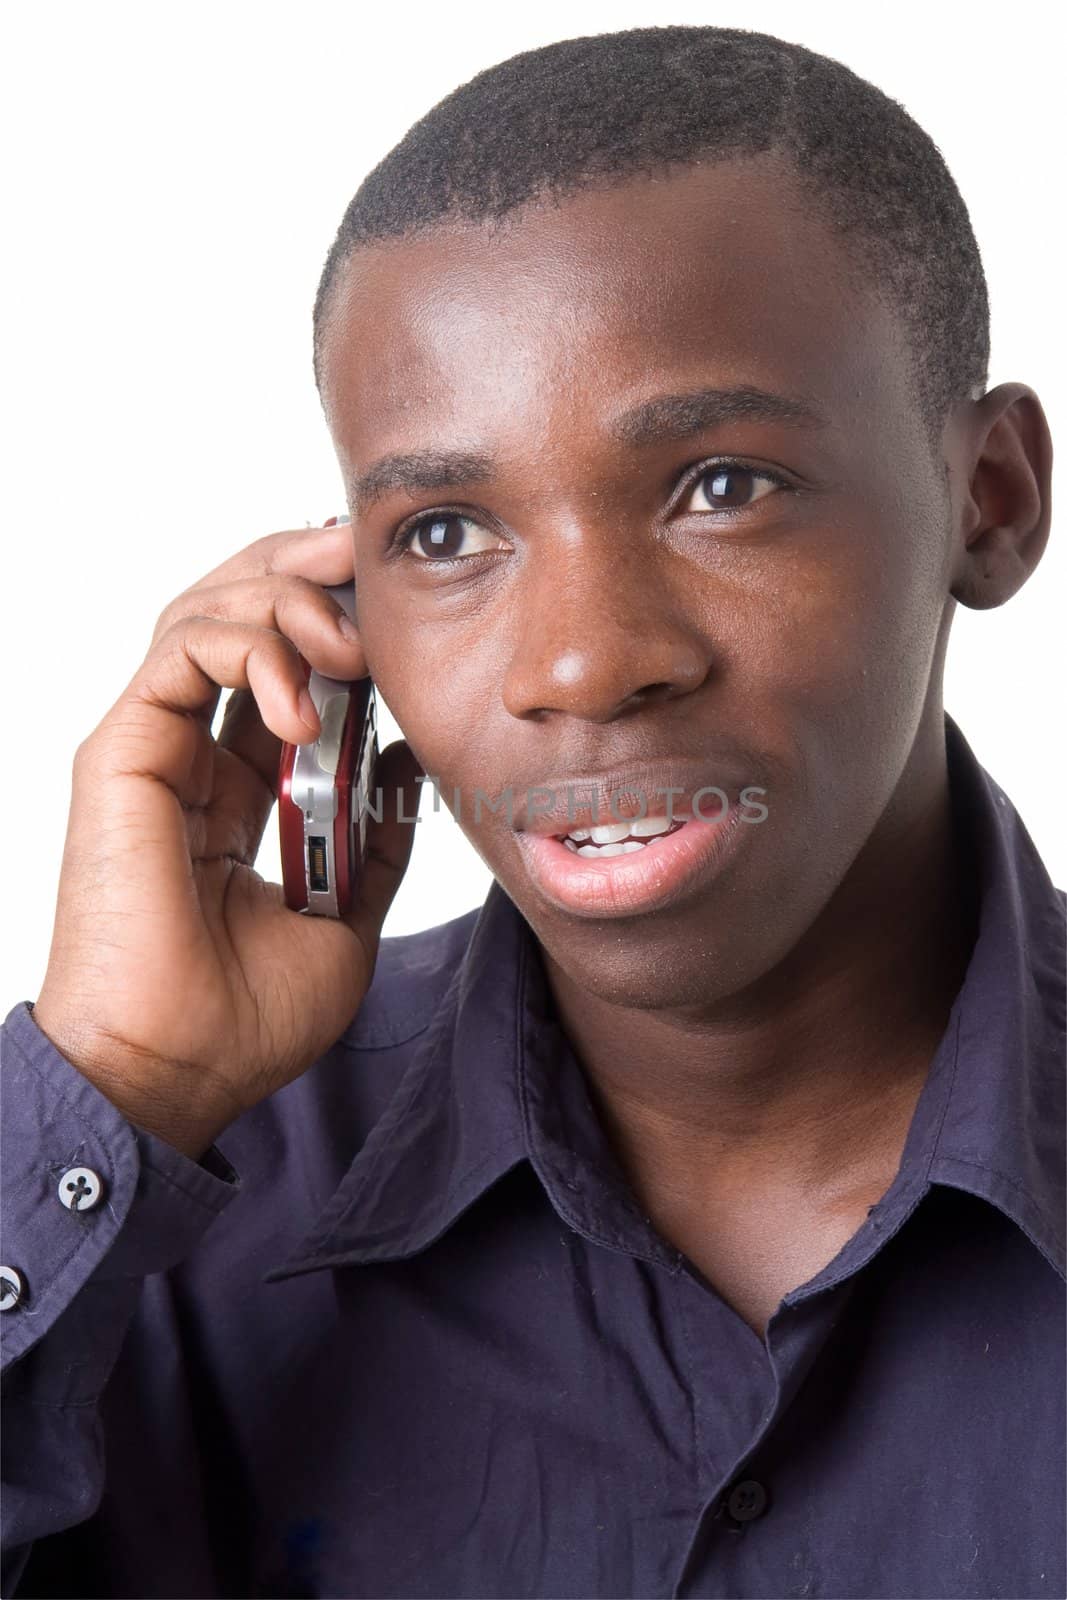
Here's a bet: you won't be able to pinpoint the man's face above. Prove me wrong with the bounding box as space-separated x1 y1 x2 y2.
319 154 957 1011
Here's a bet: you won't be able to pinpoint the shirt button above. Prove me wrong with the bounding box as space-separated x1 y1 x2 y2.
726 1479 770 1522
0 1266 26 1310
57 1166 105 1212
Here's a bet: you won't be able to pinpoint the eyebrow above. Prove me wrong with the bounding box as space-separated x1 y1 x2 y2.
346 385 828 516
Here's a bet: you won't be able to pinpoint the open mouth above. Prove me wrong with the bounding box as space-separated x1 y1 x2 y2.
517 804 746 919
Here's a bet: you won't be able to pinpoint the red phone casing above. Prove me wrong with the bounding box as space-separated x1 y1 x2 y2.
278 659 376 917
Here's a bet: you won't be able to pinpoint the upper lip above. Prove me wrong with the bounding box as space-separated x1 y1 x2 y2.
511 759 755 837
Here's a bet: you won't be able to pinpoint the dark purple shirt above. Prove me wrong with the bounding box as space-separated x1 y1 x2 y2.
2 714 1064 1599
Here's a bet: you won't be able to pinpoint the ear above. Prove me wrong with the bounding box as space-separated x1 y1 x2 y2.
948 383 1052 611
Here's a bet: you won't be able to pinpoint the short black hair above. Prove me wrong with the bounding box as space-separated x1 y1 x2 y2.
312 25 989 450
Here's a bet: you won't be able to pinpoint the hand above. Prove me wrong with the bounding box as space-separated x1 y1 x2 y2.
32 521 421 1159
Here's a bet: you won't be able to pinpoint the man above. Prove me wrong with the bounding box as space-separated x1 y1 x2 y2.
2 24 1062 1600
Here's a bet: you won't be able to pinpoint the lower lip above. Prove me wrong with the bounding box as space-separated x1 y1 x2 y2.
514 805 748 919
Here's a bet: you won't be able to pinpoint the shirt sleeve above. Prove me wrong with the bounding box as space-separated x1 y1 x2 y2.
0 1000 243 1599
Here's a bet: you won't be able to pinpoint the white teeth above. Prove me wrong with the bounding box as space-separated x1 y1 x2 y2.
561 814 686 849
629 814 683 838
576 839 648 858
588 822 632 844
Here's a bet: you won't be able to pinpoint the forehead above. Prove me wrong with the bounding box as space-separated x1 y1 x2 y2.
320 153 912 458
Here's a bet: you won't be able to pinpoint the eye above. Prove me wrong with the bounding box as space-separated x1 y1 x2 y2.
677 461 787 516
395 511 508 562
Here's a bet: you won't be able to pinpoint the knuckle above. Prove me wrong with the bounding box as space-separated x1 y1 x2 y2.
277 572 317 602
151 609 192 650
152 598 178 640
264 626 302 669
72 729 108 778
275 576 329 627
155 589 225 642
189 589 229 621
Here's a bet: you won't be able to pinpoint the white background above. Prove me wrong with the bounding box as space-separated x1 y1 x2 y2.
1 0 1062 1006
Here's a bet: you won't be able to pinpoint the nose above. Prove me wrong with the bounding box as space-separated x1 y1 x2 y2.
500 527 713 723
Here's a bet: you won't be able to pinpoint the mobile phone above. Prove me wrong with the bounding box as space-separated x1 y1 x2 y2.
278 578 378 917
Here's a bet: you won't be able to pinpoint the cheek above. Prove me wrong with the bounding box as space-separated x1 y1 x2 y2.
736 498 951 835
358 589 506 786
735 497 949 718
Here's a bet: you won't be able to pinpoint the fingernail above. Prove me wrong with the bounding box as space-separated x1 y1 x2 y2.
298 688 319 731
337 614 360 643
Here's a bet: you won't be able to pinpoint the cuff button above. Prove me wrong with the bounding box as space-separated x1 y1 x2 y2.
0 1266 25 1310
57 1166 105 1212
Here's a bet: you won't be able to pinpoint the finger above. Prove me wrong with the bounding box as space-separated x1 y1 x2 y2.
215 684 285 798
184 737 280 868
91 617 319 802
151 573 364 683
186 681 302 869
177 520 356 600
344 739 424 956
206 688 285 866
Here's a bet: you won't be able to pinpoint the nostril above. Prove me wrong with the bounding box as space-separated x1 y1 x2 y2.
624 681 678 710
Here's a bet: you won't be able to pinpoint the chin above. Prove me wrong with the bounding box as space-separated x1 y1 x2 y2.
524 899 757 1015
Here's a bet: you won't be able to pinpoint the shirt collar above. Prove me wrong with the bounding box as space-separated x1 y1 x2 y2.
912 714 1065 1280
262 874 533 1283
263 714 1064 1287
